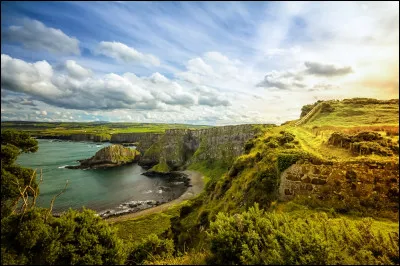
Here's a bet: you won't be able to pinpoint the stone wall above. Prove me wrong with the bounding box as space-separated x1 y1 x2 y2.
279 161 399 202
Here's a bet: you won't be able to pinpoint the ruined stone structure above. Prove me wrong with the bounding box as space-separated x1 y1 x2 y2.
279 161 399 203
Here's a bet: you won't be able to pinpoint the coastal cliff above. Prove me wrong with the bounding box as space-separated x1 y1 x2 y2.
139 125 262 172
110 132 162 153
67 144 140 169
36 133 111 142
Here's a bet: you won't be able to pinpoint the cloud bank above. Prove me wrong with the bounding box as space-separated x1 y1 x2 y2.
2 19 80 55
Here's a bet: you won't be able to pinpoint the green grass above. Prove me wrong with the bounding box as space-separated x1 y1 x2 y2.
111 98 398 265
188 161 228 187
304 101 399 128
150 160 171 173
112 212 173 242
0 121 211 136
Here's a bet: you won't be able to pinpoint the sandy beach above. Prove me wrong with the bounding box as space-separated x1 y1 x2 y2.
106 170 204 223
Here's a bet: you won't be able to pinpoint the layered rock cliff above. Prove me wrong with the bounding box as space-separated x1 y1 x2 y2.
139 125 260 171
110 133 162 153
36 133 111 142
67 144 140 169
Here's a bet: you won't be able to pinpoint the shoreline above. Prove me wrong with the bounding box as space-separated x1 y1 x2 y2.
105 170 204 223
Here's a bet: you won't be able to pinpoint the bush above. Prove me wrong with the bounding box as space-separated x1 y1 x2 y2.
320 102 335 113
244 140 254 154
228 156 254 177
276 152 304 173
1 208 125 265
300 100 323 118
208 203 399 265
277 131 295 145
126 234 174 265
198 210 210 228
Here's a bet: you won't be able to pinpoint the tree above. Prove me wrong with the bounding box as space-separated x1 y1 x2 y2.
1 130 38 217
1 130 126 265
1 208 125 265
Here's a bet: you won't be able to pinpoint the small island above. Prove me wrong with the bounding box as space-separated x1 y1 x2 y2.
66 144 140 169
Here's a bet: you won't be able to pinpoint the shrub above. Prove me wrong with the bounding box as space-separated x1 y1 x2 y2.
320 102 335 113
300 100 323 117
277 131 295 145
244 140 254 154
126 234 174 265
1 208 125 265
228 156 254 177
276 152 304 173
208 203 399 265
198 210 210 228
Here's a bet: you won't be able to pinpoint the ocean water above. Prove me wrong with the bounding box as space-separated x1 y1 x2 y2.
16 139 186 214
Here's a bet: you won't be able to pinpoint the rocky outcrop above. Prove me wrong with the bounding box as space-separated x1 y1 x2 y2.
66 144 140 169
139 125 259 171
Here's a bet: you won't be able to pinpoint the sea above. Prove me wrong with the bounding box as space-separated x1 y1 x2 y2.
16 139 187 217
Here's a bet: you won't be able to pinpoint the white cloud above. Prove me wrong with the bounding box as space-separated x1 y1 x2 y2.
2 19 80 55
65 60 92 80
1 54 232 112
95 41 160 66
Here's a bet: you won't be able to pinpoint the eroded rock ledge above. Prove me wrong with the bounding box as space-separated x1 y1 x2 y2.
66 144 140 169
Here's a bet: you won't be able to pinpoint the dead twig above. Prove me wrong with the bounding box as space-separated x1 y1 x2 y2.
46 180 69 221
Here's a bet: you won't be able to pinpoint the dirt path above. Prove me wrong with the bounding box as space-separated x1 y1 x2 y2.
106 170 204 223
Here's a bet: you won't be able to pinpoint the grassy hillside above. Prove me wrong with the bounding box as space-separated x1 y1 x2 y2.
0 121 211 138
110 98 399 265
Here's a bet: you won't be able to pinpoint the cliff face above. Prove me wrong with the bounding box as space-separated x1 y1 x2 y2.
36 133 110 142
279 160 399 208
139 125 258 170
67 144 140 169
110 133 162 153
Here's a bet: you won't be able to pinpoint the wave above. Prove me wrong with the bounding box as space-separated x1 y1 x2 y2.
58 165 68 169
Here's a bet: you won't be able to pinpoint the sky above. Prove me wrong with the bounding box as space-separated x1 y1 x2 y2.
1 1 399 125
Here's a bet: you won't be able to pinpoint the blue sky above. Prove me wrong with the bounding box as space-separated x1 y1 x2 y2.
1 1 398 125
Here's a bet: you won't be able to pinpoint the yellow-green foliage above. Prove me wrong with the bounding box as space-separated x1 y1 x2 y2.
206 127 321 216
208 203 399 265
126 234 175 265
113 98 399 265
1 121 211 137
150 161 171 173
304 99 399 128
147 251 210 265
113 212 173 242
1 208 125 265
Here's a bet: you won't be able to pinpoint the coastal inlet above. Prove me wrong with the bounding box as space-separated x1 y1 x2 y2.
17 140 191 217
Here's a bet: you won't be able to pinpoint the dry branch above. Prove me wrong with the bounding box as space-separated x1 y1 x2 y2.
46 180 69 221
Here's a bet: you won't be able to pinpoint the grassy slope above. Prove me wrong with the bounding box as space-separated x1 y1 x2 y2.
111 98 399 264
0 121 211 136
